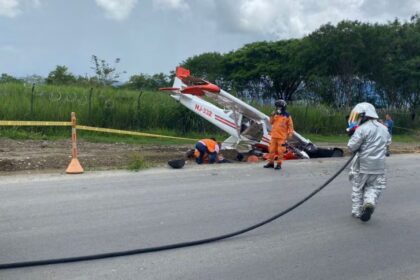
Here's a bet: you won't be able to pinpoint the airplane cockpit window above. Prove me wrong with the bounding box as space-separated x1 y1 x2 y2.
241 117 263 141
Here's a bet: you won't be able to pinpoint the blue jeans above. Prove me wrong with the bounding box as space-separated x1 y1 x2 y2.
195 142 207 164
195 142 217 164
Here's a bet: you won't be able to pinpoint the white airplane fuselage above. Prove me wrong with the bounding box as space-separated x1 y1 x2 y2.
171 90 271 150
163 68 313 158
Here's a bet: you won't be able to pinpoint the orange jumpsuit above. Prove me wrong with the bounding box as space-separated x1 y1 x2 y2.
268 112 294 165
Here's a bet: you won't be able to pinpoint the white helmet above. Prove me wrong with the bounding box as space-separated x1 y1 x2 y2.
347 102 378 132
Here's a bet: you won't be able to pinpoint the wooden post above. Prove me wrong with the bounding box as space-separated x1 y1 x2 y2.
66 112 84 174
88 87 93 124
30 83 35 116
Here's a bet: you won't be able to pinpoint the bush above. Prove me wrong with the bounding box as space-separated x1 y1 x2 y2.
128 153 150 171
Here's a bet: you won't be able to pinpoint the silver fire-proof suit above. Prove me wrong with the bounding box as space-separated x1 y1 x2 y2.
348 120 391 217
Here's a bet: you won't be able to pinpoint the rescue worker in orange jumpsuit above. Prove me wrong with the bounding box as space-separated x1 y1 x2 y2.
264 99 294 170
195 138 220 164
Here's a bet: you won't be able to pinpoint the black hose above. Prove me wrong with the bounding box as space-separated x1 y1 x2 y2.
0 155 355 270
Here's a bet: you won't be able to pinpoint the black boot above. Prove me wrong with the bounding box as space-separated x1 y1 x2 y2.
274 164 282 170
360 203 375 222
264 163 274 168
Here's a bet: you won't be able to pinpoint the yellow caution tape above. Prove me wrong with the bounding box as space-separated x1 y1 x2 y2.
76 125 199 141
0 120 72 126
0 120 199 141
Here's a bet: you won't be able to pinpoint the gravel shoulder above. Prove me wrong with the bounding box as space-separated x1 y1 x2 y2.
0 138 419 175
0 138 191 174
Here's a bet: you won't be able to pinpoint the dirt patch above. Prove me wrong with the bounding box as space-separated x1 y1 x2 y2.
0 138 191 174
0 138 419 174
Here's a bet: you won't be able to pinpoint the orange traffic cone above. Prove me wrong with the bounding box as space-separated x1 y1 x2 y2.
66 112 84 174
66 158 84 174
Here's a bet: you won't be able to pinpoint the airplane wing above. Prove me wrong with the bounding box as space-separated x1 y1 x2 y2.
161 67 270 124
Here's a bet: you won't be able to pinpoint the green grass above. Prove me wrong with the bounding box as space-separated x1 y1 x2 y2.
127 153 150 171
0 83 218 134
0 127 228 145
390 134 420 143
1 82 419 136
0 127 65 140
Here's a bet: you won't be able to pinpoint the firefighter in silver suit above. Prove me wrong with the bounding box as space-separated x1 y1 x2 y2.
347 102 391 222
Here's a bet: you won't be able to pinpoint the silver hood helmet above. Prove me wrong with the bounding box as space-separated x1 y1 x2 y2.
347 102 379 132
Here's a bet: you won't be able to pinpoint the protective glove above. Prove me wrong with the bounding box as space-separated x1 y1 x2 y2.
347 126 358 137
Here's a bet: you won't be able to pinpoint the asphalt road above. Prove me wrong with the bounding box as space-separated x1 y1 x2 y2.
0 154 419 280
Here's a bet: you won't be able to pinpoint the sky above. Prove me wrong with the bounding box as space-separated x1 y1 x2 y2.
0 0 419 81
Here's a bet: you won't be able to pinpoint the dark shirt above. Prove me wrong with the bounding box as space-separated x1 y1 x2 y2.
384 119 393 135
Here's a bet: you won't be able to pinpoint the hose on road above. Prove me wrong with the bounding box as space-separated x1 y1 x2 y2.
0 155 355 270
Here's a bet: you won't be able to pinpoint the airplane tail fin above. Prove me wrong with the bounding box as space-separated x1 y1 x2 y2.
159 68 187 92
160 67 220 96
176 67 190 79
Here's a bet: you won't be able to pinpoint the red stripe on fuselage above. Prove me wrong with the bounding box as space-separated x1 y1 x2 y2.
215 115 237 129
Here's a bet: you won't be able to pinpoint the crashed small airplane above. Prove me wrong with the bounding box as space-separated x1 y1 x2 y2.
160 67 343 159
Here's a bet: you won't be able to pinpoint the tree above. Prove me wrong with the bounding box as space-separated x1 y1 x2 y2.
0 73 21 83
126 73 170 90
224 42 276 101
264 40 306 101
23 75 45 85
181 52 225 84
224 41 306 102
151 73 171 88
304 21 366 107
368 16 420 117
385 17 420 116
46 65 76 85
91 55 125 86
